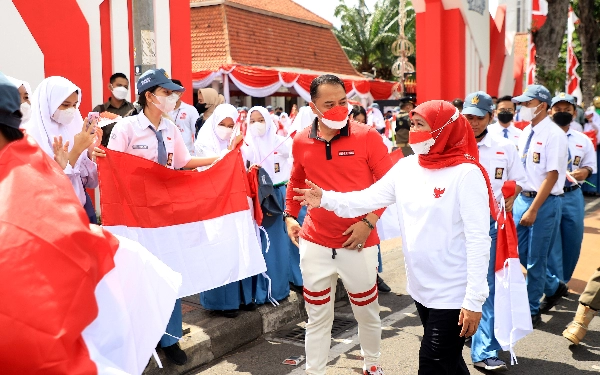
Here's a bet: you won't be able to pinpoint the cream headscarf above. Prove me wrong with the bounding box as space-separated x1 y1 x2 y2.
195 103 239 156
243 106 287 180
28 76 82 157
200 88 225 120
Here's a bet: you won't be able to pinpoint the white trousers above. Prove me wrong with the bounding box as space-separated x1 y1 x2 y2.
299 239 381 375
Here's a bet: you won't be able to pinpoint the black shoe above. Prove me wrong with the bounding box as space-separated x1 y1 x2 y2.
290 282 304 294
531 313 542 328
540 282 569 313
162 343 187 366
377 275 391 293
216 309 239 318
240 302 257 311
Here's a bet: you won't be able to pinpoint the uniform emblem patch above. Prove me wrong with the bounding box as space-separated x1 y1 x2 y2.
338 150 355 156
495 167 504 179
274 163 280 173
573 156 581 166
166 153 173 167
533 152 540 164
433 187 445 199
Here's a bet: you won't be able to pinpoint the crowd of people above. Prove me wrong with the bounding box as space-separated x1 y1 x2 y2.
2 67 600 375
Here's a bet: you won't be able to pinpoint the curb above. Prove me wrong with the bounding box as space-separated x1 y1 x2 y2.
143 280 347 374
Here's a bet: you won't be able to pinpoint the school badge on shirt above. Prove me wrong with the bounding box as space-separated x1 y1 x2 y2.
433 187 445 199
495 167 504 179
532 152 541 164
573 156 581 166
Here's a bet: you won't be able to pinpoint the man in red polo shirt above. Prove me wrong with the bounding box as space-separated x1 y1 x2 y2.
285 75 393 375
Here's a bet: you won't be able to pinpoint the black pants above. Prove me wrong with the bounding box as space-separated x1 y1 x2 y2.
415 301 469 375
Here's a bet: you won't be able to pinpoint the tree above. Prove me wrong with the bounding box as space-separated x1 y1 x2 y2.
533 0 570 88
575 0 600 105
334 0 415 80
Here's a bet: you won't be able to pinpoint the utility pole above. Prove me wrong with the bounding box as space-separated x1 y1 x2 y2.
132 0 156 92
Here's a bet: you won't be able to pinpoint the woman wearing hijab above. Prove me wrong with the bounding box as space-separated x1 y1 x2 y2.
289 105 316 136
243 106 292 304
196 88 225 130
294 100 494 375
277 112 291 136
196 103 256 317
6 76 32 127
28 76 101 224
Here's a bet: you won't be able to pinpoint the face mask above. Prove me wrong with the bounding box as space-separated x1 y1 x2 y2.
497 112 514 124
196 103 207 114
275 111 282 116
249 121 267 136
552 112 573 126
408 108 459 155
519 103 542 122
152 93 179 113
111 86 129 100
313 104 349 130
20 102 31 123
52 107 77 125
215 125 233 141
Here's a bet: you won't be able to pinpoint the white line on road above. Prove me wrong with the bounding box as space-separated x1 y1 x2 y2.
585 196 600 213
286 303 418 374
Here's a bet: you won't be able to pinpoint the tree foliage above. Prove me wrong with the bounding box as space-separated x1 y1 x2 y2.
334 0 415 81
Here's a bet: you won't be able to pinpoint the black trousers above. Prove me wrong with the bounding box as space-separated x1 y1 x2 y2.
415 301 469 375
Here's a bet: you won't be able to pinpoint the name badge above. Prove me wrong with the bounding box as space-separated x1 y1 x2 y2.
132 145 148 149
338 150 355 156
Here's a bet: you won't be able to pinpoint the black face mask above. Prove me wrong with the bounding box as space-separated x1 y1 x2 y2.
552 112 573 127
275 111 282 116
497 112 514 124
196 103 207 114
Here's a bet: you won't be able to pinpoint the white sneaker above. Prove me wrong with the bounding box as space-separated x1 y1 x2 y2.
474 357 508 371
363 365 384 375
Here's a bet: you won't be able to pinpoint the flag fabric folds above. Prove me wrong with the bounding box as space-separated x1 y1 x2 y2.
494 180 533 364
0 136 181 375
98 146 266 298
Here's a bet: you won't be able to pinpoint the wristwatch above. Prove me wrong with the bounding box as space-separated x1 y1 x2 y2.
283 212 297 222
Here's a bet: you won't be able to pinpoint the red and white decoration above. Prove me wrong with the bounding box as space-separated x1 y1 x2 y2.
98 146 266 298
527 0 548 85
192 65 397 102
0 136 181 375
494 181 533 365
566 7 582 104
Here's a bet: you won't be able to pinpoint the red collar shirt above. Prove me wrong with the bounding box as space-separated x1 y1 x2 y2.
286 120 393 249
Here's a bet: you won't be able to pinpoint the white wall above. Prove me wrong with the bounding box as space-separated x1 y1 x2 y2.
77 0 104 108
154 0 171 73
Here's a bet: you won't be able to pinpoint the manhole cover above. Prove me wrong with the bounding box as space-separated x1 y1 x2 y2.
276 318 357 344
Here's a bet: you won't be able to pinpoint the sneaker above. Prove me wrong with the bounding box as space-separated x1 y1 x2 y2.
531 313 542 328
474 357 507 371
162 343 187 365
216 309 239 318
364 365 384 375
240 302 257 311
540 282 569 312
377 275 391 293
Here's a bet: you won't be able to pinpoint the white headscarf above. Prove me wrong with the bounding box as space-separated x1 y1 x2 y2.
289 106 316 135
6 76 32 97
195 103 239 156
28 76 82 157
243 106 287 180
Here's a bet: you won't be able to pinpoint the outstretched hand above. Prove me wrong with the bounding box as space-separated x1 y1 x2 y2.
293 180 323 209
52 136 69 170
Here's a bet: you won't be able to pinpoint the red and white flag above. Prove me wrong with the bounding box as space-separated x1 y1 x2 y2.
527 0 548 85
566 7 582 104
98 146 266 298
0 136 181 375
494 181 533 365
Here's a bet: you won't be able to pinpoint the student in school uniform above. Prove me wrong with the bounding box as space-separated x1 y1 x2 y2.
103 68 236 366
511 85 569 327
462 91 527 372
168 79 200 156
487 95 523 148
541 93 597 313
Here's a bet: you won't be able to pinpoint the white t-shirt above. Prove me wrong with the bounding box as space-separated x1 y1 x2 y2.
566 127 597 180
168 101 200 156
321 156 491 312
487 122 522 148
477 134 527 202
518 117 569 195
107 111 192 170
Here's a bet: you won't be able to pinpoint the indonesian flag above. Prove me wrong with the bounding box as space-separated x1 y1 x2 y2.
527 0 548 85
0 136 181 374
494 181 533 364
98 146 266 298
566 7 583 104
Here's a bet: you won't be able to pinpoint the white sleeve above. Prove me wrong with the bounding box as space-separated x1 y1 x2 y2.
172 126 192 169
320 162 399 218
80 154 99 189
458 169 491 312
581 136 597 174
107 121 129 152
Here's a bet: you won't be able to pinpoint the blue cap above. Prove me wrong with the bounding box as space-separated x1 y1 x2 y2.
137 68 184 93
0 71 22 129
551 92 577 108
512 84 552 105
462 91 494 117
371 103 380 109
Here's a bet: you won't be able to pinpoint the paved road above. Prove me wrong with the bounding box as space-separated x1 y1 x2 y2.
189 197 600 375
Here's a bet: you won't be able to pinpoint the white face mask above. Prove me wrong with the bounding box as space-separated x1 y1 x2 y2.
519 103 541 122
20 102 31 123
111 86 129 100
249 121 267 136
152 93 179 113
215 125 233 141
52 107 77 125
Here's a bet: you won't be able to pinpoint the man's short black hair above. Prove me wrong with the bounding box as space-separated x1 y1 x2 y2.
110 73 128 84
452 98 464 110
310 74 346 101
497 95 516 110
171 79 183 87
0 123 24 142
350 105 367 121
